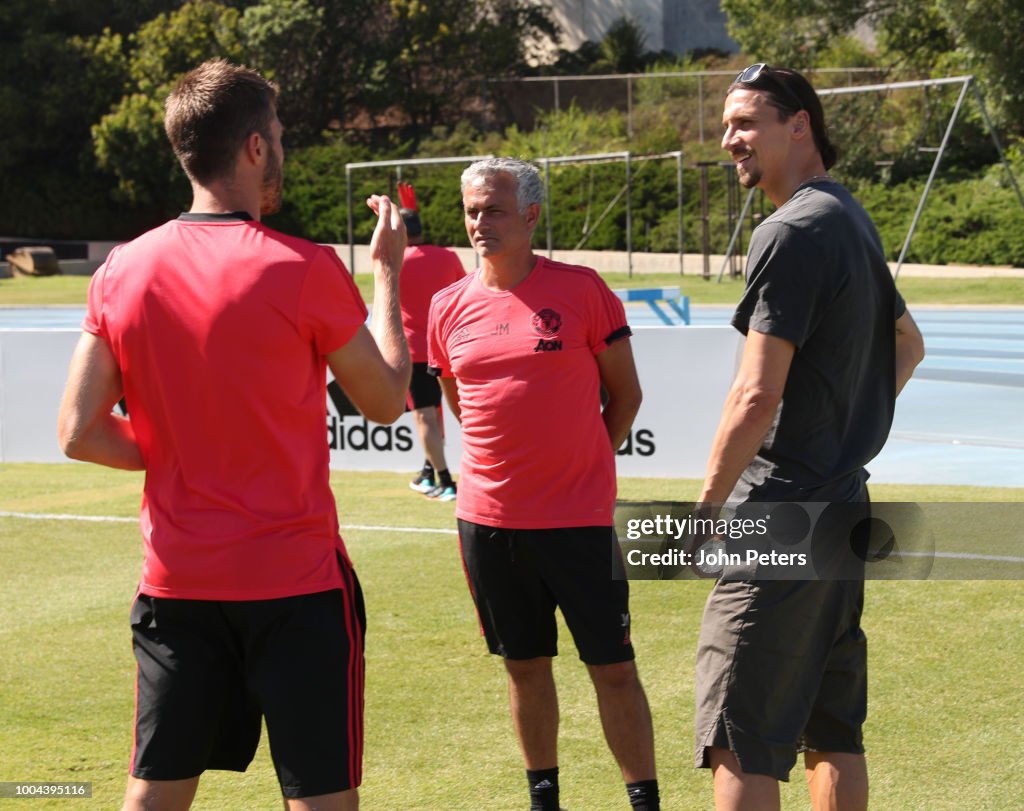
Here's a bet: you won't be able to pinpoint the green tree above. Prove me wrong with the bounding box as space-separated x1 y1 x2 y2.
238 0 325 140
719 0 1024 133
936 0 1024 133
598 16 649 74
720 0 868 70
91 0 245 210
0 2 140 235
719 0 962 72
0 1 256 236
237 0 386 143
718 0 1022 169
384 0 559 130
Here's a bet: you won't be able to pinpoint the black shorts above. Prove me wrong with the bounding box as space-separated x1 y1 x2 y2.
694 578 866 781
130 570 366 797
407 362 442 410
458 519 634 664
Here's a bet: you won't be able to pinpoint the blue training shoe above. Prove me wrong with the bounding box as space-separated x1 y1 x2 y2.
426 484 457 502
409 473 435 494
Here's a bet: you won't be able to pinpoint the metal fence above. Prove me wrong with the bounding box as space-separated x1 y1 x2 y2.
486 67 891 143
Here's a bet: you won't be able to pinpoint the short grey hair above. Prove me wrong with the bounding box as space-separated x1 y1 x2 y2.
461 158 543 212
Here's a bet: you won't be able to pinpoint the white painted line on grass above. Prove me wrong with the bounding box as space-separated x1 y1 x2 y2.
2 511 1020 560
341 523 457 536
901 550 1024 564
0 511 457 536
0 510 136 523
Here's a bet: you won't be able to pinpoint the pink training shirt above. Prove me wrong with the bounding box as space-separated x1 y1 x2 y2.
84 216 367 601
428 257 631 529
399 244 466 362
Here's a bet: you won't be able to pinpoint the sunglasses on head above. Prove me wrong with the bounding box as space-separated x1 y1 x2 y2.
735 63 805 113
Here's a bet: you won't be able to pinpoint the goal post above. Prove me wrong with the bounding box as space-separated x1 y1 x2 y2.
344 150 686 277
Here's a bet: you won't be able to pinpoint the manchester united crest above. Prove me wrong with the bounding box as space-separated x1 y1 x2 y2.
531 308 562 337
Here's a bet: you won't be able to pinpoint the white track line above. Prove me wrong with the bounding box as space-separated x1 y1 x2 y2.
2 511 1021 561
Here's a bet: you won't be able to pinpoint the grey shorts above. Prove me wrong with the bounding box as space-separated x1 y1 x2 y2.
694 578 867 781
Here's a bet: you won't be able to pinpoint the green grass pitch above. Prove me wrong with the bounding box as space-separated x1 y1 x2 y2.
1 465 1022 809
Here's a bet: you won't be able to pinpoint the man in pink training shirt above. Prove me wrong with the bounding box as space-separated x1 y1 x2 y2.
427 157 659 811
397 182 465 501
57 59 409 811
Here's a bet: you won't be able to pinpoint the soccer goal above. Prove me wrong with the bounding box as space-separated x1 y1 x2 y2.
344 150 687 277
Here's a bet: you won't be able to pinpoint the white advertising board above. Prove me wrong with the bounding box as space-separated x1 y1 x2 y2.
0 330 80 463
1 326 741 478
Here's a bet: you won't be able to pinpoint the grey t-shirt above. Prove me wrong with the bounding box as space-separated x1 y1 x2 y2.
731 180 907 503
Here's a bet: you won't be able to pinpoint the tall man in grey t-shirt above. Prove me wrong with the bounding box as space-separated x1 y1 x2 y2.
693 65 925 811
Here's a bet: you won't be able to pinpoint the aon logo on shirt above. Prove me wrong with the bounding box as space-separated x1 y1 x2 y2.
533 338 563 352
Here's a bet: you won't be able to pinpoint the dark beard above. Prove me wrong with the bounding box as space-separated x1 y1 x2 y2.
260 153 283 216
738 166 760 189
